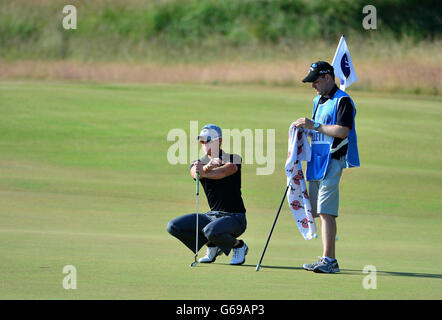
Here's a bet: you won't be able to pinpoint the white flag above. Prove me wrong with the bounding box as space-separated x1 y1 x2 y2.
332 35 357 91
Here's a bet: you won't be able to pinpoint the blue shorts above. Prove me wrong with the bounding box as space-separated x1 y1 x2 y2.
308 157 346 217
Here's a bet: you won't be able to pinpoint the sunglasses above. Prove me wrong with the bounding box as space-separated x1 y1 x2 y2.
200 138 219 145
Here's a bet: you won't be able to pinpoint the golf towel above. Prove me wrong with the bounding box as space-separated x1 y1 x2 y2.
285 123 317 240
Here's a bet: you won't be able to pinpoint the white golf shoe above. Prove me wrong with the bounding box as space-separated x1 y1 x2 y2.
230 241 248 265
199 246 223 263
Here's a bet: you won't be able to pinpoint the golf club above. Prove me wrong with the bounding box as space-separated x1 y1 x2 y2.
190 171 200 267
256 168 297 271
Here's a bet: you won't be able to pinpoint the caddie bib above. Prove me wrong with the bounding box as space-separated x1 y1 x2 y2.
306 89 360 181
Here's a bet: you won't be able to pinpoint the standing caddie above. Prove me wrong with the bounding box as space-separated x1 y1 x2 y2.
294 61 360 273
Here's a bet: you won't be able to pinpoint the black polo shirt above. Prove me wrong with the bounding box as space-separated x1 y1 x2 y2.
190 151 246 214
315 84 354 159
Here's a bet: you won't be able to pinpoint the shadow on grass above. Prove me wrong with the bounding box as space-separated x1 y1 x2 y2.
234 264 442 279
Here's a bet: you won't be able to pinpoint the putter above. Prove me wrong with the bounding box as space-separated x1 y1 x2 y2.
256 167 297 271
190 171 200 267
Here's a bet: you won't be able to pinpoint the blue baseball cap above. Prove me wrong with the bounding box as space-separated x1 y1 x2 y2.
197 124 222 142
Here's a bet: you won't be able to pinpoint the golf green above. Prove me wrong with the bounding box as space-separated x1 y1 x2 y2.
0 81 441 299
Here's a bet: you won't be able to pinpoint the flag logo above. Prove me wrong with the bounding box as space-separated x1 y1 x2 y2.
340 53 351 78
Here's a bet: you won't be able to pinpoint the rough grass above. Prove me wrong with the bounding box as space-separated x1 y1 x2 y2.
1 48 441 95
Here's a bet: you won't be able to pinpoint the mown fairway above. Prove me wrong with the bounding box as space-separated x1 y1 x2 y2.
0 81 441 299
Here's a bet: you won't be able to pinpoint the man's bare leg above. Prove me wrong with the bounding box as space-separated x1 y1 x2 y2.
320 213 336 259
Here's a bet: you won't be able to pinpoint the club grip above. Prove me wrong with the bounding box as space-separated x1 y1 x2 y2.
196 172 199 195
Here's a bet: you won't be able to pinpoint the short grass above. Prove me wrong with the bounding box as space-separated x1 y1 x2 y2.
0 81 441 299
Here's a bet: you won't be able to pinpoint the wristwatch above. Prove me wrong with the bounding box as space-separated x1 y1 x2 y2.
313 122 321 131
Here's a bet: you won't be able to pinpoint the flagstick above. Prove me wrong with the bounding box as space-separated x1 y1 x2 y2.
256 167 297 271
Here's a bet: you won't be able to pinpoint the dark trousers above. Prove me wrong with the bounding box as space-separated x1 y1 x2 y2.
166 211 247 255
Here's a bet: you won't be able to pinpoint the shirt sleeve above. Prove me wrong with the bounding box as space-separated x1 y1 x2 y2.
228 154 242 170
336 97 354 130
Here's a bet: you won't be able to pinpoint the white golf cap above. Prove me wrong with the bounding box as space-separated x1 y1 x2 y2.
197 124 222 143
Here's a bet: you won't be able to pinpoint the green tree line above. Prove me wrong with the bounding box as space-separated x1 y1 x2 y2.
0 0 440 60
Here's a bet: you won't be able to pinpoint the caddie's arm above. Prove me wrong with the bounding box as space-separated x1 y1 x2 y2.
295 117 349 139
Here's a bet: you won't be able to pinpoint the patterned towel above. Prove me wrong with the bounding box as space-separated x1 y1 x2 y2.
285 123 317 240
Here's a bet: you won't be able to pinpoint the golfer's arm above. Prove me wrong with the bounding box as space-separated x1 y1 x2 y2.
317 124 349 139
200 163 238 180
190 164 199 180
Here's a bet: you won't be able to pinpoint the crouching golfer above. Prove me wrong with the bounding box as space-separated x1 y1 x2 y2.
167 124 248 265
